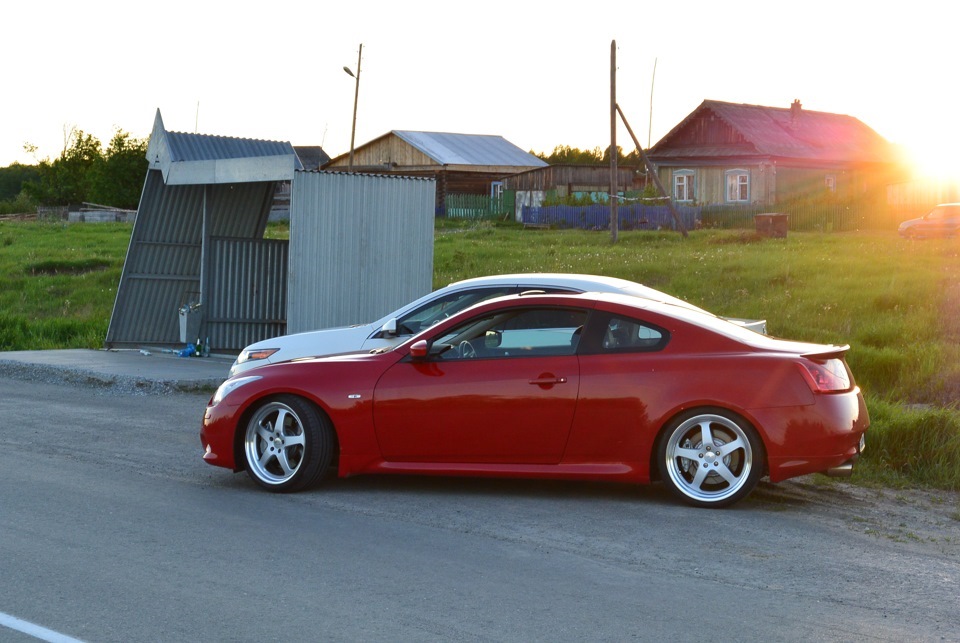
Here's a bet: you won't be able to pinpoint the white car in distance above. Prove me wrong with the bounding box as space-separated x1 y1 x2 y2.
229 273 766 376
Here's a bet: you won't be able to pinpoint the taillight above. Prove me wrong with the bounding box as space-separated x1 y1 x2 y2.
798 358 851 392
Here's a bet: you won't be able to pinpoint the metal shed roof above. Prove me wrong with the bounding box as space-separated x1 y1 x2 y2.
145 110 303 185
390 131 548 167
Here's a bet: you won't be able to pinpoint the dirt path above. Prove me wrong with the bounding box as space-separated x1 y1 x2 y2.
752 477 960 558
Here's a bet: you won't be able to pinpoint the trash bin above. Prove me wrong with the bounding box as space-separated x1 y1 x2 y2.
179 303 202 343
754 213 789 238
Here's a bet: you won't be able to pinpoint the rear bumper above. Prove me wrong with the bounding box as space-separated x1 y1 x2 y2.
756 388 869 483
822 434 866 478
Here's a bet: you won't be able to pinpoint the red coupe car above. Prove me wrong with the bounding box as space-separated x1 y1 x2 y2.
201 291 869 508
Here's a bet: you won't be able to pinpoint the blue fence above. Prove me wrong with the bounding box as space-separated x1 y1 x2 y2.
522 204 700 231
522 202 895 232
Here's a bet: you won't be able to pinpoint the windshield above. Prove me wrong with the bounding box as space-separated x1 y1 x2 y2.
395 287 515 335
929 205 960 220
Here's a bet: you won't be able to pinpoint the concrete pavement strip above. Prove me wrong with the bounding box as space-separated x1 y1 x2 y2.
0 348 233 393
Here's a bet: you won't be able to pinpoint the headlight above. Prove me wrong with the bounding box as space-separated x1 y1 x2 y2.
236 348 280 365
212 376 262 405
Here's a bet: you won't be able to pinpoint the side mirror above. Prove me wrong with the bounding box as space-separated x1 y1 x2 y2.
380 318 398 337
484 330 502 349
409 339 429 360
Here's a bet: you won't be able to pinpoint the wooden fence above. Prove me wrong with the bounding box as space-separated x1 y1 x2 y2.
442 194 510 219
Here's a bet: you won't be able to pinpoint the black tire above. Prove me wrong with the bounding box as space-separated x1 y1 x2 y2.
241 395 335 493
656 408 765 508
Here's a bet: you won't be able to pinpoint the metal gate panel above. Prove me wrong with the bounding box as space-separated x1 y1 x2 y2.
205 237 288 350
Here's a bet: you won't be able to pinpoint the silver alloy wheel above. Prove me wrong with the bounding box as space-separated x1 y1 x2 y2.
662 413 754 504
244 401 307 486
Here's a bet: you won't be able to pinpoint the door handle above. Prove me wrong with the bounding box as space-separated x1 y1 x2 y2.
529 376 567 385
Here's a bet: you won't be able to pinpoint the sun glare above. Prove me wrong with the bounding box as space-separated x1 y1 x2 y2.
905 139 960 185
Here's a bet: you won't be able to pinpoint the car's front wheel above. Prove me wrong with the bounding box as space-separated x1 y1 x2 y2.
242 395 334 492
657 409 764 508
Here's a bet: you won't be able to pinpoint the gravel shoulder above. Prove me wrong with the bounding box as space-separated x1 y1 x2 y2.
750 476 960 558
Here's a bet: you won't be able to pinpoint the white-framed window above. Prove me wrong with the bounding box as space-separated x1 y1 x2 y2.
824 175 836 192
674 170 694 202
490 181 504 198
725 169 749 202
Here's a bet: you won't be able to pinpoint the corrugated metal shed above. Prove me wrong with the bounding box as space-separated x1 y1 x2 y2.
146 110 303 185
106 111 437 351
287 171 436 333
106 111 302 350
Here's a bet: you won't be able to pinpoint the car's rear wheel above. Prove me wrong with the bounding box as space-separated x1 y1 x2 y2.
242 395 334 492
657 409 764 508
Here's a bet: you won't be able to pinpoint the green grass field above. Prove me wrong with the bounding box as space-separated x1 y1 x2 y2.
0 221 128 350
2 219 958 491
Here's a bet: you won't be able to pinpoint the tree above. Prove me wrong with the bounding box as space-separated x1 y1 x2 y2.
88 129 148 209
24 129 103 205
535 145 643 166
22 127 147 209
0 163 39 201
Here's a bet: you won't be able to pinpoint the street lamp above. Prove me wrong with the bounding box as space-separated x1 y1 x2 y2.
343 43 362 171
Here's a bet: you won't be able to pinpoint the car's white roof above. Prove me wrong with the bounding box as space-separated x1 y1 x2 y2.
447 273 642 290
438 273 709 314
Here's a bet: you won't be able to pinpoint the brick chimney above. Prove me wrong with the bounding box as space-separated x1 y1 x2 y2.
790 99 802 127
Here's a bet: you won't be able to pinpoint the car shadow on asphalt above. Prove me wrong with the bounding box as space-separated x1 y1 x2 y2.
211 469 838 510
329 474 672 503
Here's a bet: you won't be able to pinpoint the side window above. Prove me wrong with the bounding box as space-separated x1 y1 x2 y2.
600 315 668 352
395 286 580 336
396 287 514 335
725 169 750 203
429 307 588 360
674 170 694 202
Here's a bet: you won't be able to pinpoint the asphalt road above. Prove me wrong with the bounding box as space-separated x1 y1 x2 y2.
1 375 958 642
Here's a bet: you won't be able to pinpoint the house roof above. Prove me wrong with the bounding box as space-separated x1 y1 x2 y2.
293 145 331 171
326 130 548 169
649 100 894 164
392 131 547 167
145 110 303 185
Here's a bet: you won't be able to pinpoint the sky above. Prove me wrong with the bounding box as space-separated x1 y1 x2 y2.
3 0 959 180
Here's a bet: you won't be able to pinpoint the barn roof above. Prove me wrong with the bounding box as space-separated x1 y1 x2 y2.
145 110 303 185
391 131 547 167
649 100 894 164
325 130 548 169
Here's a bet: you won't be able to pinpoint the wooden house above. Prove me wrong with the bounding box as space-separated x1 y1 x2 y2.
323 130 546 214
647 100 899 207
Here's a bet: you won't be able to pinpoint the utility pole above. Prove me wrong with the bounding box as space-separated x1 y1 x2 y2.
610 40 618 243
343 43 363 171
648 58 657 149
616 104 688 237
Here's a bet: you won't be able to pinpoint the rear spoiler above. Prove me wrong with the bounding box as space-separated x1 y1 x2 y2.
801 345 850 360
